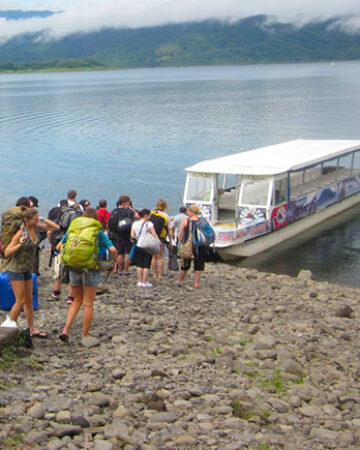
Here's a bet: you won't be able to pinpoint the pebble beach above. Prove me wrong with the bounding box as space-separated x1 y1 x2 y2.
0 250 359 449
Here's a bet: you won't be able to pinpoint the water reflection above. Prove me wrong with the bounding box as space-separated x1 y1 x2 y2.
233 205 360 287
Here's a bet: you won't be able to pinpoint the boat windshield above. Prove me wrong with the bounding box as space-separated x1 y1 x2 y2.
241 179 270 206
186 175 213 202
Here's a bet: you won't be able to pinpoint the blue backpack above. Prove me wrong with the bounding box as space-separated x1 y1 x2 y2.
192 217 215 248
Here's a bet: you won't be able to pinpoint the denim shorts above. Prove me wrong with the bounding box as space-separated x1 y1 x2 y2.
6 271 32 281
69 269 101 287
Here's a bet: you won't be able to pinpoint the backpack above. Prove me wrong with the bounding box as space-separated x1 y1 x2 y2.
192 217 215 248
0 206 26 257
59 205 82 230
108 208 134 235
150 211 168 238
60 217 103 270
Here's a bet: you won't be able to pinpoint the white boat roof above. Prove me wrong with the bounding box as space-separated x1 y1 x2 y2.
186 139 360 176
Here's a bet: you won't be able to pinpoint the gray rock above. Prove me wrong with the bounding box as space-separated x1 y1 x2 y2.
89 392 111 407
310 427 339 441
53 424 83 438
94 440 114 450
103 420 130 441
81 335 100 347
297 269 313 281
28 403 45 419
71 415 90 428
24 430 49 445
254 334 276 350
298 405 323 417
111 368 126 380
148 412 177 423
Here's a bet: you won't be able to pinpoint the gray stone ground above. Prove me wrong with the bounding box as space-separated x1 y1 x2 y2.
0 250 359 449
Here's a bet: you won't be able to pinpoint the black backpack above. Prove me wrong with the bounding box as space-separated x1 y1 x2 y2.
108 208 134 235
150 211 167 238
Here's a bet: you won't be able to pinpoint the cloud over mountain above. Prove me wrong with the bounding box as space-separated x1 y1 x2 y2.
1 0 360 43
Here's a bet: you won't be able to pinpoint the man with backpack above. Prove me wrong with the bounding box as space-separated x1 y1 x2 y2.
150 199 173 280
108 195 135 276
48 193 82 303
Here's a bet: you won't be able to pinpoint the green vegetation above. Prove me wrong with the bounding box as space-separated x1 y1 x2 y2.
259 370 286 393
0 58 106 73
0 345 21 370
4 434 24 450
1 15 360 71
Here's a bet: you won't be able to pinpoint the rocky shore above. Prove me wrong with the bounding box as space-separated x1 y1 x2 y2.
0 250 359 449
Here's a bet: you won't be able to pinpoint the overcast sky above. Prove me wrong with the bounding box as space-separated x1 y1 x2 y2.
0 0 360 42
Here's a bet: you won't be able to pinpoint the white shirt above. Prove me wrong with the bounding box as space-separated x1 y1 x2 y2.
131 220 154 248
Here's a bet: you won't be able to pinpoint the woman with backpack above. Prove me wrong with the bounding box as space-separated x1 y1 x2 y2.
1 208 60 337
177 205 208 289
130 209 161 288
58 208 117 346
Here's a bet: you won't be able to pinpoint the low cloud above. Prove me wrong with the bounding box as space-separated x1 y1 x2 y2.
1 0 360 43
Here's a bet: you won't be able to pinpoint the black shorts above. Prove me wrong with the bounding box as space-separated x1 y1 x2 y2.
134 247 152 269
114 234 132 255
181 246 207 271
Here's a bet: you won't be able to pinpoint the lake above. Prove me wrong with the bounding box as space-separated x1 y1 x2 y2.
1 62 360 285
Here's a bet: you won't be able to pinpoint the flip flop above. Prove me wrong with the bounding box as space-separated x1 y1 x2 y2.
31 331 48 339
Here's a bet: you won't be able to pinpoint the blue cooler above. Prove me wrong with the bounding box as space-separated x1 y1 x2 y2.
0 273 38 311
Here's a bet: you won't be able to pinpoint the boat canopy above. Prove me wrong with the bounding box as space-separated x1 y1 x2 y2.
185 139 360 176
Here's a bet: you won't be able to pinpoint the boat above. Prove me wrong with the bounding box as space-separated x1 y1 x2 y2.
183 139 360 259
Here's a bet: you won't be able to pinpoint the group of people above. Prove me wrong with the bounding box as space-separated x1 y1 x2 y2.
0 190 209 345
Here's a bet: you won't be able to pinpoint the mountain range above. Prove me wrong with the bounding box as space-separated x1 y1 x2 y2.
0 11 360 70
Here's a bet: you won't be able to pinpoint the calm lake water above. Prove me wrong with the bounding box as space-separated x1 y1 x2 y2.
1 62 360 285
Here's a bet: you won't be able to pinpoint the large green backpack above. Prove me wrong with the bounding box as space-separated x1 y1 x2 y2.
60 217 102 269
0 206 27 258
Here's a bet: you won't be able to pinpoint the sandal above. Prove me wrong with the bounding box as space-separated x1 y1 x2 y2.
31 331 48 339
59 333 69 343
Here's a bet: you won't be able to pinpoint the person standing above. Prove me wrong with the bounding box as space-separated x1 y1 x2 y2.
0 208 59 337
96 199 110 229
59 208 117 346
150 199 173 280
130 209 160 288
108 195 135 276
171 206 187 244
177 205 207 289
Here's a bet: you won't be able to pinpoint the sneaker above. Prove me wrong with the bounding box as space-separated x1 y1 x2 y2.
143 282 152 288
137 282 144 288
1 315 18 328
48 292 60 302
66 296 74 305
123 272 131 276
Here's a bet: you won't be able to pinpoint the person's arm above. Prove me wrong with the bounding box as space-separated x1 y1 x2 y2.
55 232 68 252
178 219 188 243
149 224 160 240
37 217 60 232
4 229 24 258
99 231 118 273
166 220 173 247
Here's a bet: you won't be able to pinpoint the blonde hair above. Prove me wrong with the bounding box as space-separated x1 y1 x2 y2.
155 199 168 211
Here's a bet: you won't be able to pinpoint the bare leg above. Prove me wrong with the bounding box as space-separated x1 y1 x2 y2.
194 271 202 289
177 269 187 285
143 268 150 284
10 279 33 330
117 254 124 273
137 267 143 284
61 285 83 336
124 254 131 273
82 286 97 337
53 278 61 292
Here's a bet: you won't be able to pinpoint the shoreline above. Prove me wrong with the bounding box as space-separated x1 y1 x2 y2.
0 250 359 448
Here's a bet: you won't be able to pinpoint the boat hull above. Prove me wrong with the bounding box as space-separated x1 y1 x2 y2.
216 192 360 259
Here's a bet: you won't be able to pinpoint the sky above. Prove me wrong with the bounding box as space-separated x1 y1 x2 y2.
0 0 360 42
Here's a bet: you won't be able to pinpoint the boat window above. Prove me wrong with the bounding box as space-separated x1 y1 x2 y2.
241 179 269 206
186 176 213 202
353 150 360 173
274 178 287 205
338 154 353 178
289 171 303 200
